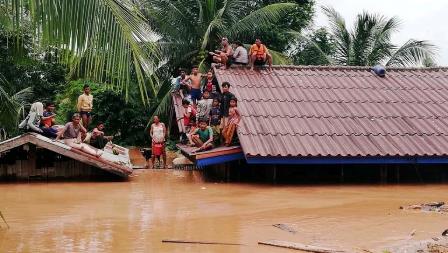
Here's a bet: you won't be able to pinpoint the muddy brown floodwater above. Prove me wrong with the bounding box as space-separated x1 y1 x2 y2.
1 170 448 253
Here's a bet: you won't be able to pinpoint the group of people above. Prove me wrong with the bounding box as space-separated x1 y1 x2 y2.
20 85 111 158
173 67 241 153
209 37 273 71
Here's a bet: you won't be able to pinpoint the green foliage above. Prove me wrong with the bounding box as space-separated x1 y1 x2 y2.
144 0 301 70
2 0 162 104
56 80 151 146
244 0 315 52
322 6 436 67
291 28 335 65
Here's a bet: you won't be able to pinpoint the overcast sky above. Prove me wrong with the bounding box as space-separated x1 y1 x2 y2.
314 0 448 66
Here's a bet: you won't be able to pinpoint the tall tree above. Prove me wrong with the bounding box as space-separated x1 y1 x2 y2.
245 0 315 52
0 0 162 103
322 6 436 67
290 28 335 65
143 0 298 68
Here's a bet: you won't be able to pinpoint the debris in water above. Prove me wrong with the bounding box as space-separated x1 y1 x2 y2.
442 229 448 236
259 240 346 253
273 223 297 234
400 202 447 213
162 239 242 246
201 187 206 190
0 211 9 229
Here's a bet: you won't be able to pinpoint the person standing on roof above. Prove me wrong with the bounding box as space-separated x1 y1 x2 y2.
77 84 93 129
218 82 235 131
222 96 241 146
249 38 273 71
201 70 219 99
174 68 189 97
184 66 203 105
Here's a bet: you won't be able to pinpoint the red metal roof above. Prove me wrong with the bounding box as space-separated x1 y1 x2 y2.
214 66 448 158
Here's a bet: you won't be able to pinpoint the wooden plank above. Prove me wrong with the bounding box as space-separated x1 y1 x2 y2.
196 147 243 159
162 239 242 246
258 240 347 253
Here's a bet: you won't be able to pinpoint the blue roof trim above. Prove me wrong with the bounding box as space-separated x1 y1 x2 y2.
246 156 448 165
197 153 245 168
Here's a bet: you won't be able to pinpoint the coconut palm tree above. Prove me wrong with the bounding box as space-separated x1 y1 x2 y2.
143 0 296 68
0 0 162 104
321 6 436 67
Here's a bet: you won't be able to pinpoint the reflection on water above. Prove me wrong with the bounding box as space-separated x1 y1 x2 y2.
0 170 448 252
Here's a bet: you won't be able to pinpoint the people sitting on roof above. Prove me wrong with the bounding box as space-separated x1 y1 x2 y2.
218 82 235 133
149 116 167 169
201 70 219 99
89 122 113 150
222 96 240 146
209 37 233 70
197 90 213 125
189 118 214 153
19 102 44 134
249 38 273 71
231 41 248 66
184 66 203 105
56 113 103 158
209 98 222 146
77 84 93 129
40 102 59 138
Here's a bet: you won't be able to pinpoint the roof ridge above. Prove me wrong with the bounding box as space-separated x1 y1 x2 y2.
215 65 448 72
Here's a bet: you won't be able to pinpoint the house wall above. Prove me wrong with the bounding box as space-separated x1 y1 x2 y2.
0 145 116 181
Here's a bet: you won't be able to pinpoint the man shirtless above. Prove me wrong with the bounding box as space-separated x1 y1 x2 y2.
209 37 233 69
184 66 203 104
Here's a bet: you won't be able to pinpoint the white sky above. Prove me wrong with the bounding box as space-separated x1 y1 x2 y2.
314 0 448 66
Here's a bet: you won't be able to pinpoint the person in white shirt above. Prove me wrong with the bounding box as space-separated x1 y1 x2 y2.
232 41 248 65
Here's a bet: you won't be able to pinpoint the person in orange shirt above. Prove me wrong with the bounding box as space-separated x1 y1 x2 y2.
249 38 273 71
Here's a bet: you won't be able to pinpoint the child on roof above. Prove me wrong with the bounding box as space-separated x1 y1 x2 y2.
201 70 219 99
209 98 222 146
222 96 240 146
197 90 213 124
189 118 214 152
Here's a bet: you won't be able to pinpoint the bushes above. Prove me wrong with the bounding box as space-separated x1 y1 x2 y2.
56 80 151 146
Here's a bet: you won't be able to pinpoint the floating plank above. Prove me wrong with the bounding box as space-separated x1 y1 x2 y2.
162 239 242 246
258 240 346 253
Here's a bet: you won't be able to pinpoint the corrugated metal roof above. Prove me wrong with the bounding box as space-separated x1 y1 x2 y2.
214 66 448 158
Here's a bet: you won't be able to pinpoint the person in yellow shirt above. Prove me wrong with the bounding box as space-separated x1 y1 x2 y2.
77 84 93 129
249 38 273 71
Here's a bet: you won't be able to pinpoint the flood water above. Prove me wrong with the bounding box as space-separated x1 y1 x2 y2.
1 169 448 253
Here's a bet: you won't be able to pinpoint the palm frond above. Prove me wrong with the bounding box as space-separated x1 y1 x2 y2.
228 3 297 38
367 16 400 65
386 39 437 67
4 0 162 104
322 6 351 65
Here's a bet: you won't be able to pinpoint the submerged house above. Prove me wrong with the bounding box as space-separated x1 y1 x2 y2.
0 133 133 180
175 66 448 170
